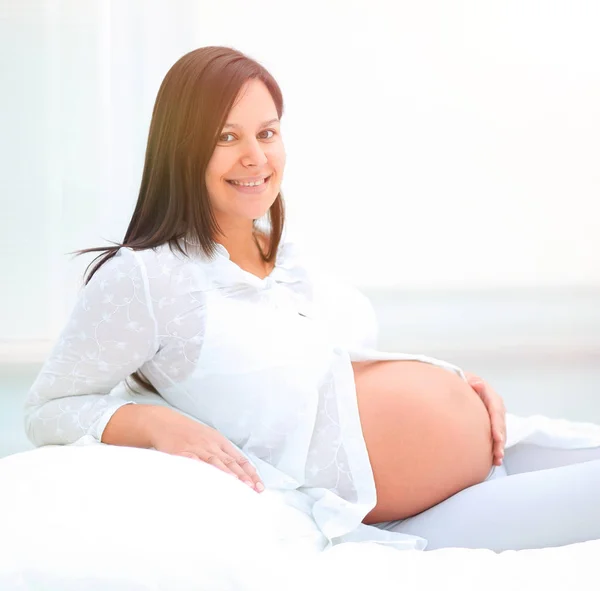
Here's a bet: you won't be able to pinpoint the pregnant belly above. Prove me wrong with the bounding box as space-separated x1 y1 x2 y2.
353 360 493 523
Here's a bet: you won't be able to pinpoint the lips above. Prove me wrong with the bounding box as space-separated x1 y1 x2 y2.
225 174 273 194
226 174 272 186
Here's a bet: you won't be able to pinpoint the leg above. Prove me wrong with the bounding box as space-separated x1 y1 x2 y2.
504 443 600 474
379 456 600 551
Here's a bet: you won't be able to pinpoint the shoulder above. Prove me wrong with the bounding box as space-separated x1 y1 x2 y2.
108 242 205 280
84 246 163 290
117 243 184 271
86 243 206 301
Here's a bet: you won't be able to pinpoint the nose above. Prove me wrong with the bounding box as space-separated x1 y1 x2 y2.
240 137 268 167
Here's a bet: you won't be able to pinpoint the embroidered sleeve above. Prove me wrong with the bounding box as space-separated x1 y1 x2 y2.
23 248 160 445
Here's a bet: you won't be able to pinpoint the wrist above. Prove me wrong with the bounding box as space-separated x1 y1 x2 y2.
101 403 171 449
141 404 175 448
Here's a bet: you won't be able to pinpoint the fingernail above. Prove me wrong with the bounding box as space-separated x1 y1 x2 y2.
256 482 265 492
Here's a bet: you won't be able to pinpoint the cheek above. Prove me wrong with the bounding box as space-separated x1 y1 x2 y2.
270 145 286 171
206 149 232 182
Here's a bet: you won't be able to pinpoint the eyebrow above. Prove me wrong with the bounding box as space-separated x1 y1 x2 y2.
222 118 280 130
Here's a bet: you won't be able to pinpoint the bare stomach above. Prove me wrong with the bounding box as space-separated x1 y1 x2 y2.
352 360 493 524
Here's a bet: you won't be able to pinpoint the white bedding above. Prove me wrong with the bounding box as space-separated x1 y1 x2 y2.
1 411 600 591
298 539 600 591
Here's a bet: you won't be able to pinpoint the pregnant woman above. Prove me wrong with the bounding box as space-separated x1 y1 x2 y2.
24 46 600 552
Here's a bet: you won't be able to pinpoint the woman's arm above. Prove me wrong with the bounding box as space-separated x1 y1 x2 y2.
23 248 160 447
100 403 156 447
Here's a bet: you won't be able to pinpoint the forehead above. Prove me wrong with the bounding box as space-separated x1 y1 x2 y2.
224 80 278 128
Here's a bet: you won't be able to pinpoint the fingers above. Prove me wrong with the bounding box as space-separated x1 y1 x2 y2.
231 454 265 492
175 450 264 493
473 379 506 465
469 375 507 466
492 424 505 465
493 446 504 466
218 443 265 492
204 454 255 488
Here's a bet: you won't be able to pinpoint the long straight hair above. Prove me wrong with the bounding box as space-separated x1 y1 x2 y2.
73 46 286 393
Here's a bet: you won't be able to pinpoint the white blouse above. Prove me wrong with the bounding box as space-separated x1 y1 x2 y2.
23 232 470 550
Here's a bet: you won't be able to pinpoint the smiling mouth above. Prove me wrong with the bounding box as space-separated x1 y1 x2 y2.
226 174 272 186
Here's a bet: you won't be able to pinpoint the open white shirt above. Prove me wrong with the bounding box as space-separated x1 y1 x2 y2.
24 232 600 550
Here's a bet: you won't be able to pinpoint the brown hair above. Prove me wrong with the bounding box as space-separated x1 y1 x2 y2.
73 46 286 394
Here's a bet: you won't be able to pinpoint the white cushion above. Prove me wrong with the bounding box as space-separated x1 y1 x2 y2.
3 443 600 591
0 444 299 590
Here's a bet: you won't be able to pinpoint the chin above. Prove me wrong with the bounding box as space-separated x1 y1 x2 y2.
247 205 275 220
240 197 278 219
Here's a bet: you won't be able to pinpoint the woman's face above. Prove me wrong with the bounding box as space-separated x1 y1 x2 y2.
205 79 286 231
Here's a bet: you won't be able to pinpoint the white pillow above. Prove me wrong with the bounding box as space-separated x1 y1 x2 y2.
0 444 303 590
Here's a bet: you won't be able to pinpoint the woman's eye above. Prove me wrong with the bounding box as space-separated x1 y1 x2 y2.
219 129 276 143
259 129 276 139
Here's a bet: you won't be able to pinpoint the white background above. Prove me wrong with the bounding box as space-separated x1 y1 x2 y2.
1 0 599 347
1 1 600 459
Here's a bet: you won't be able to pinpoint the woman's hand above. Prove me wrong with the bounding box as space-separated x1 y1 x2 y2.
463 372 507 466
145 406 265 493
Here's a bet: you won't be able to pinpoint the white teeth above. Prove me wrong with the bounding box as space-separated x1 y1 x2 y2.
229 176 268 187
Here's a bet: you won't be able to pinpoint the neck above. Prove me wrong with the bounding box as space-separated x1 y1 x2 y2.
215 222 267 264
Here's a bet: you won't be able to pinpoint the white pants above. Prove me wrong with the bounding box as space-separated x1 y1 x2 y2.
376 443 600 551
